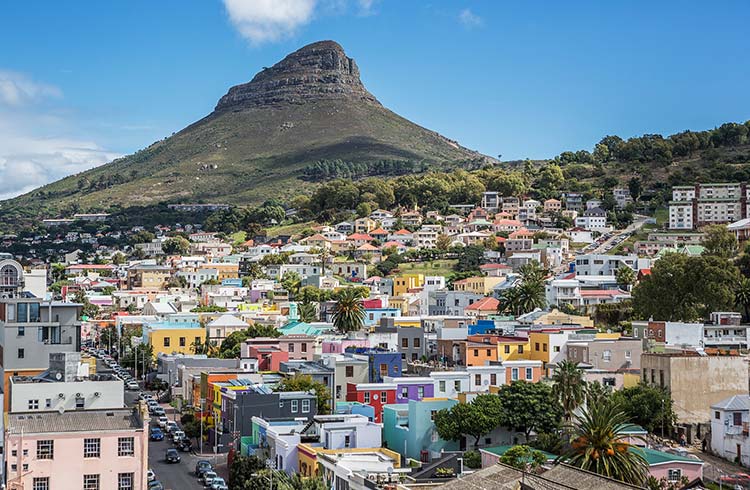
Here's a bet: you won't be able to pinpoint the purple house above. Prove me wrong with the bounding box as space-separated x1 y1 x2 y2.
384 376 435 403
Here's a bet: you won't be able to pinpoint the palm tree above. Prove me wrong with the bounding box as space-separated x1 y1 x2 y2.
298 300 318 322
332 288 365 333
551 360 586 423
562 400 648 485
735 277 750 321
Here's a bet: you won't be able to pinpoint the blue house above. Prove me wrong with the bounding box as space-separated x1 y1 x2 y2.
335 401 376 421
345 347 402 382
363 307 400 327
382 398 459 462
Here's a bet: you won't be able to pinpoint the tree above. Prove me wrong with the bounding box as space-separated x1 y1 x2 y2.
499 445 547 472
276 374 331 415
736 277 750 321
627 177 642 202
455 245 485 273
615 266 636 290
229 455 267 489
162 236 190 255
611 384 676 436
332 288 365 333
436 233 452 251
98 326 118 351
298 300 318 323
281 271 301 300
218 325 281 359
497 381 562 442
551 360 586 424
434 395 501 448
563 400 648 485
701 224 738 258
111 252 126 265
585 380 612 407
632 253 739 321
50 263 67 282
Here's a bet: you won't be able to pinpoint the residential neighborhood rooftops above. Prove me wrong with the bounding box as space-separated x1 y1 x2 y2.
8 408 143 434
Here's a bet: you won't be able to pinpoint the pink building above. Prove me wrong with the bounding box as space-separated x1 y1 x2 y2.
321 338 370 354
5 408 148 490
279 334 315 361
242 338 289 371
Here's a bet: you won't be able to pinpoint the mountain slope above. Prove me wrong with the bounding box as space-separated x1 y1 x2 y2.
5 40 489 215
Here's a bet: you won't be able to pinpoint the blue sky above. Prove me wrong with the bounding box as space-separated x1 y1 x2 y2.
1 0 749 198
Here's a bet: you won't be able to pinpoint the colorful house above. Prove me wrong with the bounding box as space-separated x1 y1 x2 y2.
345 382 396 423
382 398 459 462
142 320 204 358
384 376 435 403
393 274 425 296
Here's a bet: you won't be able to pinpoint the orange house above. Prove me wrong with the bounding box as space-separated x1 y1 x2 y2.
466 335 500 367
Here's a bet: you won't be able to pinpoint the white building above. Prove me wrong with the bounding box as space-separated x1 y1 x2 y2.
669 183 750 230
710 395 750 466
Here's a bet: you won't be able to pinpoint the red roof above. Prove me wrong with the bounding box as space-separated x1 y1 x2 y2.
579 289 625 298
381 241 405 249
393 229 412 235
465 296 500 311
348 233 374 241
494 219 522 226
370 228 388 235
639 268 652 276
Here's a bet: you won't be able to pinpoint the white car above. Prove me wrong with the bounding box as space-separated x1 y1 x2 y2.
171 430 185 442
203 471 218 486
126 381 139 390
158 416 169 428
165 421 178 434
147 469 156 482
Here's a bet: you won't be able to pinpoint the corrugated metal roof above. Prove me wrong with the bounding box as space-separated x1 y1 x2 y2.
8 409 142 434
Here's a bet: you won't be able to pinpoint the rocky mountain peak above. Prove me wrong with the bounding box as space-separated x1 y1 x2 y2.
214 40 379 111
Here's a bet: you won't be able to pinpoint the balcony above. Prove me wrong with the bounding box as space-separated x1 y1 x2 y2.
704 335 748 346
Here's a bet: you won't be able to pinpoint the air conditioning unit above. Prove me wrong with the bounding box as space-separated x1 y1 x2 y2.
93 392 101 397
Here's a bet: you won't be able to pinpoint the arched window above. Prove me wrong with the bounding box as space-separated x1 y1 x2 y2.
0 264 19 287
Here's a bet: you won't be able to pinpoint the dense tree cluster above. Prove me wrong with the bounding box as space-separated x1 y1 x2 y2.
301 159 424 181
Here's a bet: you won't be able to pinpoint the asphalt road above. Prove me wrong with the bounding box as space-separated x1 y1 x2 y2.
147 428 205 490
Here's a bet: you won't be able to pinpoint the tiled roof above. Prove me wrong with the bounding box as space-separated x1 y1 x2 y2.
8 409 142 435
465 296 500 311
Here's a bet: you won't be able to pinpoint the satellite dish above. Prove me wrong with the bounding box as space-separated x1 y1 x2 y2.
55 372 62 381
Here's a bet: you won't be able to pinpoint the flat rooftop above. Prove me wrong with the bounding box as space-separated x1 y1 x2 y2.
8 408 142 434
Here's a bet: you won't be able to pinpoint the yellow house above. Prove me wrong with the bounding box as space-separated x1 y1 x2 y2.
496 337 531 361
297 444 401 478
144 321 205 358
389 296 409 315
393 274 424 296
393 319 421 328
453 276 504 295
208 262 240 281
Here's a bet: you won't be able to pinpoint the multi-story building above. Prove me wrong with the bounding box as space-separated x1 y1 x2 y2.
574 207 608 231
613 188 633 209
126 264 173 289
142 320 204 358
0 295 82 409
4 408 148 490
669 183 750 230
574 254 639 276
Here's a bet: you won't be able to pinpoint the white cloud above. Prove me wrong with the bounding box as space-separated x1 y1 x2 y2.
223 0 317 44
357 0 377 15
458 8 483 29
0 71 119 200
0 70 62 106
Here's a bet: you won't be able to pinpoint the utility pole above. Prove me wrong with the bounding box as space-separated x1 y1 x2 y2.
200 397 205 455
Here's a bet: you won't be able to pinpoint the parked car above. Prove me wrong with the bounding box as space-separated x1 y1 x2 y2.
202 471 218 486
126 381 139 390
171 430 185 443
157 416 169 428
152 407 165 417
150 427 164 441
211 478 228 490
165 448 180 463
148 481 164 490
177 438 193 452
195 460 213 477
165 421 178 434
147 469 156 482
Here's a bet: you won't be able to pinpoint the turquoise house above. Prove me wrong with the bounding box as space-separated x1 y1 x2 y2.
382 398 458 462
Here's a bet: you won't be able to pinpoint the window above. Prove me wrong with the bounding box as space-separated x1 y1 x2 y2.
17 304 28 322
413 338 420 348
402 338 408 348
411 353 418 361
486 349 491 356
36 440 53 460
518 345 524 354
18 326 24 336
18 348 24 359
179 337 186 347
454 380 461 391
667 469 682 482
291 400 298 413
504 345 510 354
535 343 540 351
381 391 388 402
602 350 612 362
363 392 370 403
288 343 295 352
418 386 424 398
118 437 134 457
33 478 49 490
45 399 52 409
301 343 307 353
554 346 560 352
83 474 100 490
302 399 310 413
526 368 533 380
734 412 743 426
431 410 437 420
118 473 134 490
163 337 170 347
344 435 351 447
472 349 479 357
542 344 547 352
76 396 85 409
28 399 39 410
84 438 101 458
474 374 481 385
345 366 354 377
401 387 409 398
715 411 721 420
511 368 519 381
439 380 446 392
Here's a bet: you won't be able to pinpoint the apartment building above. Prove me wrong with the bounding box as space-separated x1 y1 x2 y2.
5 408 148 490
669 183 750 230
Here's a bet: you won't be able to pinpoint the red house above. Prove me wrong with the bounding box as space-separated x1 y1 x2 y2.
345 382 396 423
245 343 289 371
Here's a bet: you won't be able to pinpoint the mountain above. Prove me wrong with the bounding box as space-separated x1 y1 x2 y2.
5 40 490 217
